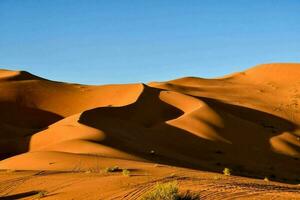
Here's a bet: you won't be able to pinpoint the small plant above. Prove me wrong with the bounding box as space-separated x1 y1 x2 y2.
141 181 179 200
180 190 200 200
122 169 130 176
36 190 47 199
150 150 156 155
104 166 121 173
223 168 231 176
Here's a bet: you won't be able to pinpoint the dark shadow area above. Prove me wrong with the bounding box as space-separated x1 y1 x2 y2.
202 97 293 133
0 102 63 129
0 191 41 200
78 86 300 184
230 182 300 192
179 191 200 200
78 85 183 128
0 102 63 160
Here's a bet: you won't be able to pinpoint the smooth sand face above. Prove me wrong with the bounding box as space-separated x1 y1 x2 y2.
0 64 299 199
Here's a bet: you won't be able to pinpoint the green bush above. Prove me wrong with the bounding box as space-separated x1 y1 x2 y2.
36 190 47 199
122 169 130 176
104 166 121 173
141 181 179 200
223 168 231 176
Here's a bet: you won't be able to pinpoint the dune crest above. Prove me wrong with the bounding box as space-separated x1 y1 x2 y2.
0 63 299 182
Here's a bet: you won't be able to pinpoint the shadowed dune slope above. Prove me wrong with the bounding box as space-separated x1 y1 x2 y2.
0 63 299 182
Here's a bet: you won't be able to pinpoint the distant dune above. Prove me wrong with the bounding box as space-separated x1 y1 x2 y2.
0 63 300 184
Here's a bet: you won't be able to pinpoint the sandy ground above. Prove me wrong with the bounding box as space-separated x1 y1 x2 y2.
0 63 300 199
0 164 299 200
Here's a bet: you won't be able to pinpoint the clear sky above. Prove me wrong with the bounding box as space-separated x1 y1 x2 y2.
0 0 300 84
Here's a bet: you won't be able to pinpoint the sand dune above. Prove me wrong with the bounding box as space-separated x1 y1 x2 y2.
0 63 300 186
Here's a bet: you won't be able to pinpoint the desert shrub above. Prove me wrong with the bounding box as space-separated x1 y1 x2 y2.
150 150 156 155
141 181 179 200
141 181 200 200
180 190 200 200
104 166 121 173
223 168 231 176
122 169 130 176
36 190 47 199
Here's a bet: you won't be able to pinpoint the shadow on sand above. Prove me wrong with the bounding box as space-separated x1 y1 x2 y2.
78 86 300 183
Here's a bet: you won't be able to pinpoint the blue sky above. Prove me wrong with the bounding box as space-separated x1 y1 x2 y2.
0 0 300 84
